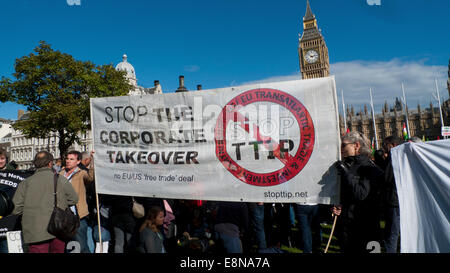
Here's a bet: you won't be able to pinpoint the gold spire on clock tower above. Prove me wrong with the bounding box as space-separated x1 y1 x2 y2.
299 0 330 79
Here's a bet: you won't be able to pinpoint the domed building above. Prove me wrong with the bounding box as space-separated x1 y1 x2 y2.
115 54 162 95
115 54 138 90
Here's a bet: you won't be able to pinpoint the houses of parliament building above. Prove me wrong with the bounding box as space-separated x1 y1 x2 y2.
299 1 449 143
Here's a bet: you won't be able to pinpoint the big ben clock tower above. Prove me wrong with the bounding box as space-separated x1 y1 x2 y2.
299 0 330 79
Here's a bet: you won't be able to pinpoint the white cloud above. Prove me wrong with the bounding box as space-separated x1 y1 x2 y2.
243 59 448 113
331 59 448 113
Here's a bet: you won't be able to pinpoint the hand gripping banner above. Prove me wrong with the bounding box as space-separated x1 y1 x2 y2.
90 76 340 203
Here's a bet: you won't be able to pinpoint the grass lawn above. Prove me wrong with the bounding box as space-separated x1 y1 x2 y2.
280 221 386 253
279 223 340 253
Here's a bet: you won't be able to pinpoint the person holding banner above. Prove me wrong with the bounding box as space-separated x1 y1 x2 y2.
79 151 98 252
12 151 78 253
332 131 384 253
381 136 403 253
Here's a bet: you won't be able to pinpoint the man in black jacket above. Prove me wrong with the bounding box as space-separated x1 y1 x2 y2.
382 136 403 253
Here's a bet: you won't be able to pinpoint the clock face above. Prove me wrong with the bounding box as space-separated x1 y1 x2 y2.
305 50 319 64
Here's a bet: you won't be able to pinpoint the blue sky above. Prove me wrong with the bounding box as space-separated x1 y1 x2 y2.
0 0 449 120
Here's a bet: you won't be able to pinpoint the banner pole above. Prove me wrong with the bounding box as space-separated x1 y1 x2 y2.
324 215 338 253
95 192 103 253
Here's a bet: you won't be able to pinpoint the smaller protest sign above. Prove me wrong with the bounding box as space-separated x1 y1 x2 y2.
0 170 34 236
6 231 23 253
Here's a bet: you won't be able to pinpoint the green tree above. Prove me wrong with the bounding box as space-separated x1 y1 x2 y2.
0 41 131 160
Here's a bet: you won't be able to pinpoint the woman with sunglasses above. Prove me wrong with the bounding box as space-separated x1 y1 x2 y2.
331 131 384 253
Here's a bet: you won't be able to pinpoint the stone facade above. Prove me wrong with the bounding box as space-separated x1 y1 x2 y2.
9 111 93 169
0 118 12 160
340 99 449 145
9 54 158 169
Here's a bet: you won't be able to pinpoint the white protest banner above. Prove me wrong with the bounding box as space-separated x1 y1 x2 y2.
391 140 450 253
90 76 340 203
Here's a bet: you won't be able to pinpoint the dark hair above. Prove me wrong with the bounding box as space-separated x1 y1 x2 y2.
67 150 82 161
384 135 403 146
0 148 8 161
33 151 54 168
373 149 386 169
383 136 403 151
140 206 164 232
9 161 18 169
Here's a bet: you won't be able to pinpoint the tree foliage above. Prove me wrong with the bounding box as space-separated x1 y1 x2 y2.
0 41 131 158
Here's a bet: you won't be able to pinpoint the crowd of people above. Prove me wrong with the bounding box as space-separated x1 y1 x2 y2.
0 131 415 254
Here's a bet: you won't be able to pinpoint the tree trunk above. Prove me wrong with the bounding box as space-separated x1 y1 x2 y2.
58 130 70 166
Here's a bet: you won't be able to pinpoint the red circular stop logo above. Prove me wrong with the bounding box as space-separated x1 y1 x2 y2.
214 88 315 186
